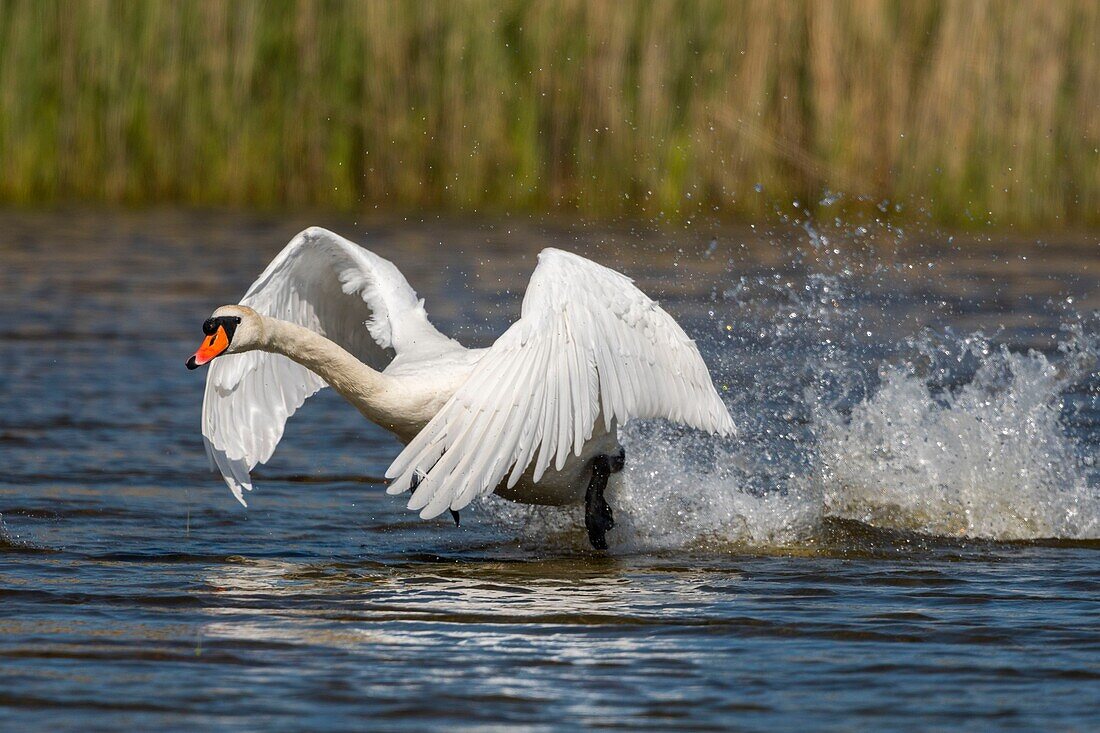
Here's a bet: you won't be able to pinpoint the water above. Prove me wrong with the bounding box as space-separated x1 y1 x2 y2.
2 210 1099 731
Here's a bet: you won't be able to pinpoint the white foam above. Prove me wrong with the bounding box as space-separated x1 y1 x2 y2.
814 342 1100 540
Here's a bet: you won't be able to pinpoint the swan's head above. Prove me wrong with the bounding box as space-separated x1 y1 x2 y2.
185 305 264 369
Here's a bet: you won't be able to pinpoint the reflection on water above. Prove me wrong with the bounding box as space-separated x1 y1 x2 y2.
1 210 1099 730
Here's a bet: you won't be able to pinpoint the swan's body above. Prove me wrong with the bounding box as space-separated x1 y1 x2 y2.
190 227 735 543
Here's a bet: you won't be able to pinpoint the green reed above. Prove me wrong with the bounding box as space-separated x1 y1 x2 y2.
0 0 1096 227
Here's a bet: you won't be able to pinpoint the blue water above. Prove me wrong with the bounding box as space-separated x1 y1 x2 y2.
1 211 1098 731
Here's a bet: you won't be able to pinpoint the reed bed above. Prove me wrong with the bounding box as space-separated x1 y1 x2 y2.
0 0 1096 227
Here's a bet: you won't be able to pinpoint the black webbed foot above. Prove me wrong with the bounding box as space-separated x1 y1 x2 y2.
585 454 618 550
450 509 460 527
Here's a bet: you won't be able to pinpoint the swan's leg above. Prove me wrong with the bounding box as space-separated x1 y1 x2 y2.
585 449 624 550
408 472 460 526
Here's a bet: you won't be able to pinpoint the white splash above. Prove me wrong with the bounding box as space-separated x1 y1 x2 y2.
610 425 818 551
481 415 822 553
813 342 1100 540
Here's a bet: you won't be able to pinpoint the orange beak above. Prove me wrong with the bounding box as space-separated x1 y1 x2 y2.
186 325 230 369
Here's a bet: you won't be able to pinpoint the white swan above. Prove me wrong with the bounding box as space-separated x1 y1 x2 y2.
187 227 735 548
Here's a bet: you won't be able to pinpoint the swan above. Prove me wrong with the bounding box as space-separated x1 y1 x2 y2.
186 227 736 548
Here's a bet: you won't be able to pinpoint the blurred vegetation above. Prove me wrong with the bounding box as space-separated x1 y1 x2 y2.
0 0 1096 227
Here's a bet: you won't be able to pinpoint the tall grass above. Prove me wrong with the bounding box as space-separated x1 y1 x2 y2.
0 1 1096 227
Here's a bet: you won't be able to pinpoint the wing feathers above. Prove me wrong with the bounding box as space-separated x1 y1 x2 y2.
386 248 736 519
202 228 453 503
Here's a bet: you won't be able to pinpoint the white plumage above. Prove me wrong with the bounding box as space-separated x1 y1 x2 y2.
195 227 735 529
200 227 460 504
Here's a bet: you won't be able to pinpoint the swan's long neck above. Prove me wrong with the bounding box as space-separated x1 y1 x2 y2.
260 317 401 428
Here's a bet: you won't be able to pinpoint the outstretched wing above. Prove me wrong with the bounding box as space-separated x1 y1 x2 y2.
385 248 736 519
202 227 456 504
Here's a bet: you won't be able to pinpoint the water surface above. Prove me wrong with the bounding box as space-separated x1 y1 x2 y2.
2 211 1099 730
